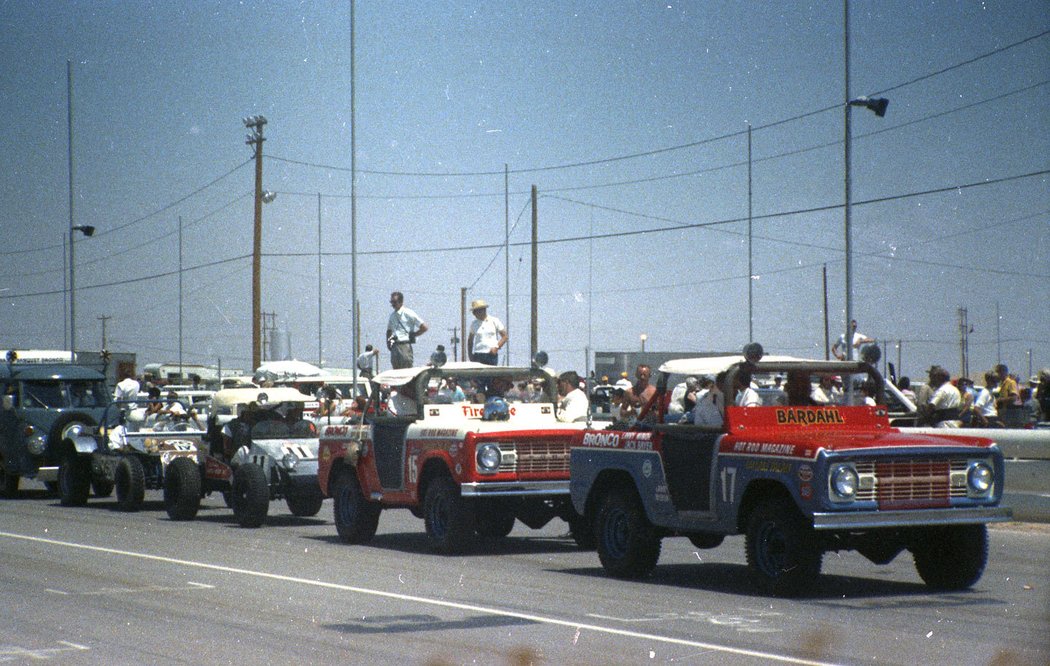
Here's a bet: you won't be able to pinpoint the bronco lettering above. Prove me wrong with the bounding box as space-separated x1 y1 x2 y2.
582 432 620 448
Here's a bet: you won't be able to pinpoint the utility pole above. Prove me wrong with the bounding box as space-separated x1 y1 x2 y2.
244 114 268 371
317 193 323 367
822 264 830 360
958 307 971 379
449 327 460 361
460 288 467 361
504 163 510 365
530 185 538 360
97 315 110 350
178 215 183 376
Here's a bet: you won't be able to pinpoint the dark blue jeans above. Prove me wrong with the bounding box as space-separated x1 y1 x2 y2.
472 352 498 366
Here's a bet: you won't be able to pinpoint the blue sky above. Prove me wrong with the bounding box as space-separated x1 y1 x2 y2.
1 1 1047 382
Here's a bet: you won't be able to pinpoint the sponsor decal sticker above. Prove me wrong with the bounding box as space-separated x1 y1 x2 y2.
797 464 813 482
799 483 813 500
642 460 653 478
774 407 846 425
732 441 797 456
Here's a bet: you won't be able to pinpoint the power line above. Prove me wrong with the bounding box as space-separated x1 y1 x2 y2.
3 169 1044 301
267 29 1050 179
467 195 532 290
262 168 1050 258
0 160 251 257
272 78 1049 202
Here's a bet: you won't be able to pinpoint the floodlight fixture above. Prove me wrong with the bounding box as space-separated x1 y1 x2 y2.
849 96 889 117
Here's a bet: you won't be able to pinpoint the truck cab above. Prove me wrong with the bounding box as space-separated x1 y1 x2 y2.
0 351 109 496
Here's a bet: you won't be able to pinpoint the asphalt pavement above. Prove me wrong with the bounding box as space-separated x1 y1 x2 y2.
1 483 1047 665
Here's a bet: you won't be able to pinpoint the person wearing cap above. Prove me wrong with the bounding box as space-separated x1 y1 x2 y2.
467 298 507 366
919 365 962 427
386 291 428 370
614 371 632 390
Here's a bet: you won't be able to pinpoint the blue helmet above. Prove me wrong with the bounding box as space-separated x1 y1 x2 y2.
482 396 510 421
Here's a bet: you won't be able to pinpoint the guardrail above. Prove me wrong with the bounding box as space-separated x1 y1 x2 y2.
903 426 1050 523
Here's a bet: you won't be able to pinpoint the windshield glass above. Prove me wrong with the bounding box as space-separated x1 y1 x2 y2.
420 369 553 405
20 379 107 409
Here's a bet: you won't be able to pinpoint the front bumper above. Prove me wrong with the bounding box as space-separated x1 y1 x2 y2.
812 505 1013 530
459 479 569 497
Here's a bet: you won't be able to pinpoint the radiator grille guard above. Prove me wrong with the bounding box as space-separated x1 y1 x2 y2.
493 438 572 475
852 458 971 509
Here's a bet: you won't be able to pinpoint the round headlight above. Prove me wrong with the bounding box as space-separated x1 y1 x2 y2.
967 461 993 495
476 443 502 472
281 453 299 470
830 464 858 500
26 434 47 456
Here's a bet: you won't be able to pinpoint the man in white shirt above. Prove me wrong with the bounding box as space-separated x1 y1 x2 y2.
467 299 508 366
356 344 379 378
692 372 726 427
921 365 962 428
113 370 140 408
734 370 762 407
386 291 428 370
832 319 875 360
556 371 589 423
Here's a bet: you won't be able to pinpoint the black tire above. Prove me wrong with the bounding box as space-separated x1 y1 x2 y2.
114 456 145 512
568 512 597 550
58 454 90 506
596 488 661 578
331 470 381 544
688 533 725 549
232 464 269 528
286 492 324 517
745 499 823 597
164 457 202 521
911 524 988 591
92 478 114 498
475 501 516 539
423 476 476 554
0 457 19 499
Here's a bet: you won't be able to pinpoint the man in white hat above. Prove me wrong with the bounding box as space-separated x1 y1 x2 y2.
467 298 508 366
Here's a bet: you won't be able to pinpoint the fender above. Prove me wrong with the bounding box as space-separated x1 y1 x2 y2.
68 432 100 455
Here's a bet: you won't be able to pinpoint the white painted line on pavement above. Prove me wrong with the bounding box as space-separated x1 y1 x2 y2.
43 582 216 597
0 530 837 666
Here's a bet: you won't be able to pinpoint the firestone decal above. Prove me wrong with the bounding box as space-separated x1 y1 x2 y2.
460 404 518 418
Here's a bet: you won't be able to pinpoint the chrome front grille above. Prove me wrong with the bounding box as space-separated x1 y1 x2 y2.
493 439 571 474
852 458 968 503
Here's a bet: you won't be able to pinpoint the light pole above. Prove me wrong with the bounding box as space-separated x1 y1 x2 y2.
243 114 273 371
68 224 95 359
843 0 888 369
640 333 648 353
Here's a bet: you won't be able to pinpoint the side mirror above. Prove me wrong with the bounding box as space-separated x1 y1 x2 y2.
2 395 13 411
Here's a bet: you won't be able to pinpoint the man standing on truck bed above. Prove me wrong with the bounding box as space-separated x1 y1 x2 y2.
386 291 428 370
